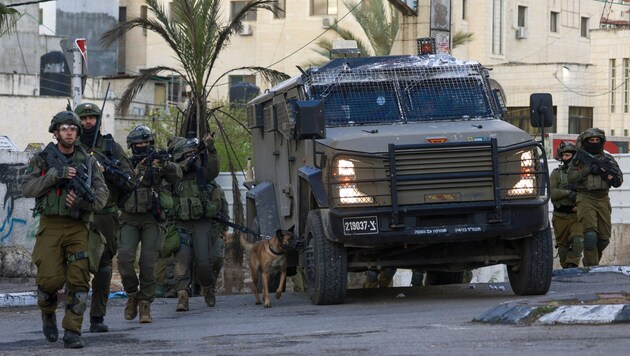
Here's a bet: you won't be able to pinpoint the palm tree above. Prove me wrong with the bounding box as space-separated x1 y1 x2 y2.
309 0 399 65
100 0 288 138
0 1 19 37
451 31 474 49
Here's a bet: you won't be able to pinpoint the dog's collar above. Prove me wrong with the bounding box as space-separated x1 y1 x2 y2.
267 244 285 256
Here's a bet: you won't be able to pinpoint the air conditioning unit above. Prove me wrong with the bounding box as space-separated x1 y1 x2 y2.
322 17 337 28
238 23 253 36
516 26 528 39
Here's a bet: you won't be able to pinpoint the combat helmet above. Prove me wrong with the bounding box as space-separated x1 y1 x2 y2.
555 141 577 161
126 125 155 149
577 128 606 146
172 136 199 162
74 103 101 118
48 111 82 135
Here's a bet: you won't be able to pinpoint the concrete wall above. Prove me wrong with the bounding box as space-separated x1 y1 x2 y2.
0 150 38 277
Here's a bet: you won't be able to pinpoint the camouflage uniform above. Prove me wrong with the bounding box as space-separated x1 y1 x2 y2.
118 126 182 323
20 111 108 348
550 142 583 268
208 180 229 293
76 102 135 332
167 135 220 311
567 128 623 266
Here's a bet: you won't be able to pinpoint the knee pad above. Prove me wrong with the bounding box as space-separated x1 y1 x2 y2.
366 270 378 283
583 231 598 250
37 287 58 307
571 236 584 256
66 291 88 315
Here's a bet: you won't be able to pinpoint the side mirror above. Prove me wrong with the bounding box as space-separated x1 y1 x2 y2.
293 100 326 140
530 93 554 128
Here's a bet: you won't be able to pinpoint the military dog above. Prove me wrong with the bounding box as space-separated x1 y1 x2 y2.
240 228 295 307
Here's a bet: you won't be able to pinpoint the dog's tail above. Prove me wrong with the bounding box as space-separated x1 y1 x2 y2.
239 234 254 252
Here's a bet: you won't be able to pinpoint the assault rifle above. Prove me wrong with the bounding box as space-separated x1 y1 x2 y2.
43 143 95 204
91 150 138 192
574 148 623 188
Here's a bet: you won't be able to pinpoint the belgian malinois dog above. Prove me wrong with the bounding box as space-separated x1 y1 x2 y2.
240 228 295 307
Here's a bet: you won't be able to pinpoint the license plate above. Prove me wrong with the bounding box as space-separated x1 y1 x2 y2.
343 216 379 235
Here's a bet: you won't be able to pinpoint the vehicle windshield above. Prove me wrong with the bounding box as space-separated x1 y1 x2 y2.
303 56 497 126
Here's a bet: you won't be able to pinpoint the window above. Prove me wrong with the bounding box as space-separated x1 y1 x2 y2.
492 0 504 55
580 16 589 37
141 5 148 35
568 107 593 134
311 0 337 16
232 1 257 21
274 0 285 19
38 8 43 24
505 107 556 136
517 6 527 27
550 11 558 33
610 59 616 113
229 75 259 104
624 58 629 113
462 0 468 20
118 6 127 74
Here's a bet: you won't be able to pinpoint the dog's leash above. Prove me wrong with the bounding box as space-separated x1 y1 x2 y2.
211 214 272 240
211 214 304 250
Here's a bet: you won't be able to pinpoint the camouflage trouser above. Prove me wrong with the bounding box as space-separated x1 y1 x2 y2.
174 219 214 292
90 211 120 319
209 230 225 290
155 255 175 297
32 215 90 333
364 268 396 288
552 212 583 268
118 213 163 302
576 192 611 265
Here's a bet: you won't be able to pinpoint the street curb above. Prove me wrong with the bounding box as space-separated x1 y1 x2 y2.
0 291 37 308
474 266 630 325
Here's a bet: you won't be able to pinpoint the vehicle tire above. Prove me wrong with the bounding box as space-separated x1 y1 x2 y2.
507 224 553 296
249 214 280 293
305 210 347 305
424 271 465 286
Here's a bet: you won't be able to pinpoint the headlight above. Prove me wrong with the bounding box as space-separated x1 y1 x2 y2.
331 158 375 205
500 147 541 199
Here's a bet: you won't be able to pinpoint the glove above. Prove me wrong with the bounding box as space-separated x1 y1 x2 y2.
568 191 577 202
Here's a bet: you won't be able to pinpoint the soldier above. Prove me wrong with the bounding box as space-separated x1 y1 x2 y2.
550 141 583 268
567 128 623 266
168 134 220 311
118 126 182 323
208 180 229 296
75 102 135 332
20 111 109 348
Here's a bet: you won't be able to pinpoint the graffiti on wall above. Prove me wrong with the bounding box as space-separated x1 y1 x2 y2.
0 163 28 242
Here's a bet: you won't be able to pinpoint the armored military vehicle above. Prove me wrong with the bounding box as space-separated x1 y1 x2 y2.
245 44 553 305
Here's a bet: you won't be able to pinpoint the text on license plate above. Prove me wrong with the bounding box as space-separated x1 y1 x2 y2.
343 216 379 235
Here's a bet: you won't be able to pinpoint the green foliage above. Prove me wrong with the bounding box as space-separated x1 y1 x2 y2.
140 106 179 149
0 2 19 37
306 0 400 65
208 102 252 172
452 31 474 49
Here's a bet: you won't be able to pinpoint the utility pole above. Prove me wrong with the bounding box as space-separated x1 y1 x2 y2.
60 38 87 109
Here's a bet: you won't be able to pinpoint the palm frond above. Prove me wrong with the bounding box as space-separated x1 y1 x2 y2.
118 66 180 114
211 66 289 92
452 31 474 49
0 4 20 36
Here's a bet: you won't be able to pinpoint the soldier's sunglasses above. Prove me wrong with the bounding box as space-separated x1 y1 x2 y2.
59 124 78 132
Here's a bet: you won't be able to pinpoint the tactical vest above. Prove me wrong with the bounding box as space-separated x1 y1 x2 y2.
121 162 172 216
553 167 576 211
171 178 218 220
577 154 612 191
36 148 91 221
89 134 119 208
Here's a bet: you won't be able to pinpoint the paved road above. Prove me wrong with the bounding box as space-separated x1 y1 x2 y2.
0 271 629 355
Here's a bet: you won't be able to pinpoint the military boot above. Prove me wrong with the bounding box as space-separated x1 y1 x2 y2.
124 292 138 320
201 286 216 307
89 316 109 332
62 330 84 349
41 312 58 342
176 290 189 312
138 301 152 323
